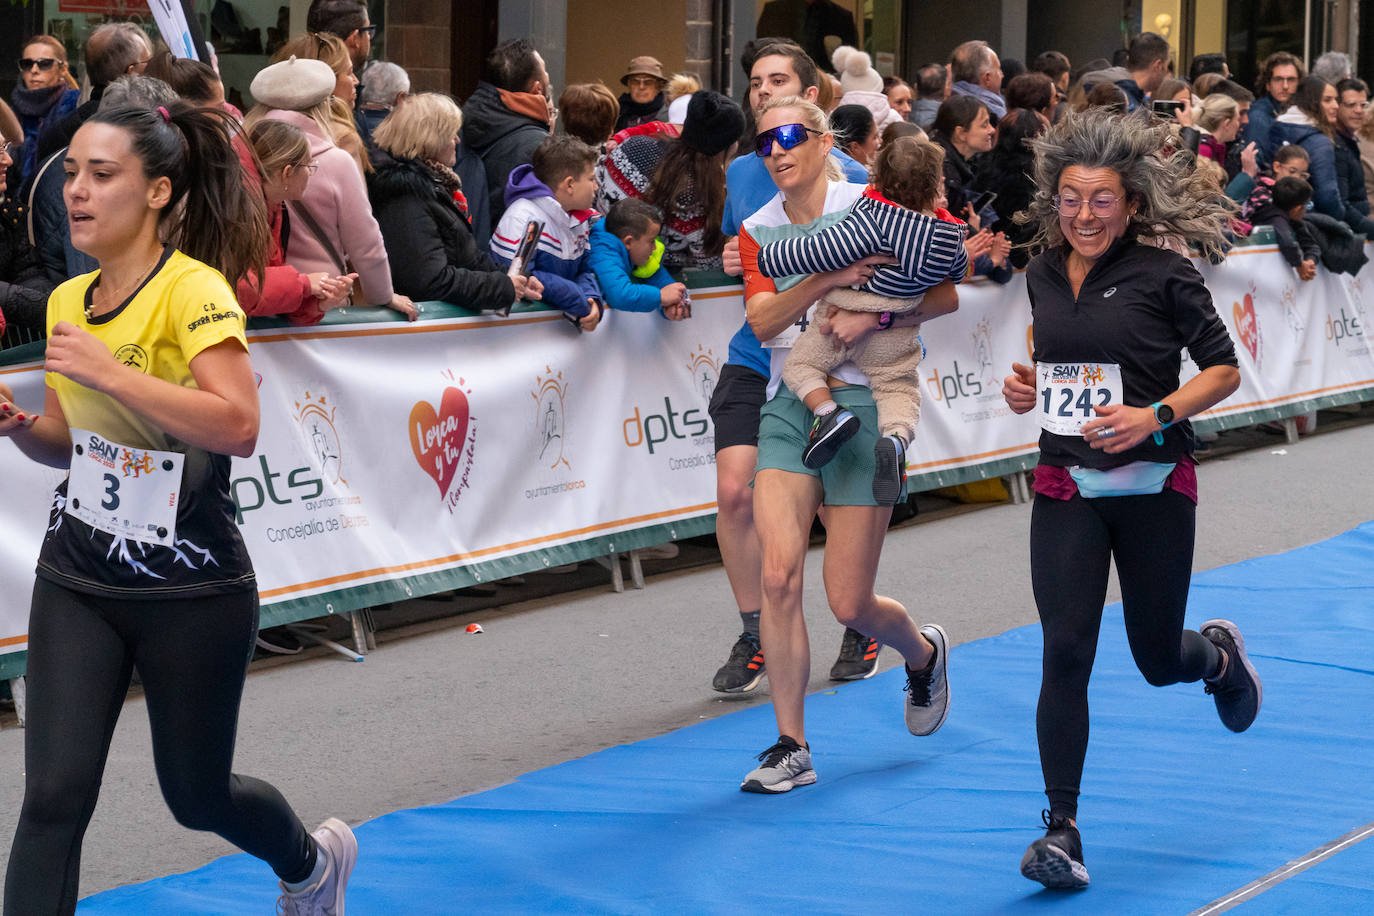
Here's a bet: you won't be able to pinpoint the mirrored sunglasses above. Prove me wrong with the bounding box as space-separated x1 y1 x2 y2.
754 122 821 157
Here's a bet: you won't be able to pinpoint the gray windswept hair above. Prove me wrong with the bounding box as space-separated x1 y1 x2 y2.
1021 108 1234 261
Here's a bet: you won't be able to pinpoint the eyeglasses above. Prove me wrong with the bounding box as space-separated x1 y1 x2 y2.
754 122 821 157
627 76 659 88
357 25 378 36
1053 193 1124 218
18 57 59 72
290 162 319 175
0 141 13 160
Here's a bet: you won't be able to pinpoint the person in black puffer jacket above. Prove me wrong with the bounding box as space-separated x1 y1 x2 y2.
369 92 542 311
460 39 554 225
0 139 55 346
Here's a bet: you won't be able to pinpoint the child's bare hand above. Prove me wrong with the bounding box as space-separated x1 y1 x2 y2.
659 282 687 307
579 300 603 332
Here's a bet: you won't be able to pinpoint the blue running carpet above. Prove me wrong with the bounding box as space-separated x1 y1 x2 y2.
80 523 1374 914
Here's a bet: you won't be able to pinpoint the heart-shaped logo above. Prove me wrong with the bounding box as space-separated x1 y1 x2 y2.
1233 293 1259 363
409 387 471 496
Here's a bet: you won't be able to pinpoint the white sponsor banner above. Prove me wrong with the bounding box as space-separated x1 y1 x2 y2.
3 247 1374 659
0 296 741 656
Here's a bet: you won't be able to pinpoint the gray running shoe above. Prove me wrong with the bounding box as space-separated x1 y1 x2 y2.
1201 618 1262 732
904 624 951 736
277 817 357 915
740 736 816 794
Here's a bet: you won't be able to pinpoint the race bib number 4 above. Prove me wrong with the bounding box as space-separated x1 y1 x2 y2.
65 429 182 547
1036 362 1123 437
762 302 819 349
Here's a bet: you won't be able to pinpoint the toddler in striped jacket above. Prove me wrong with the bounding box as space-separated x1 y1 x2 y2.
756 136 967 503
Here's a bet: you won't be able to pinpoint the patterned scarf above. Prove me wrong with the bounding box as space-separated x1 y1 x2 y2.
420 158 468 221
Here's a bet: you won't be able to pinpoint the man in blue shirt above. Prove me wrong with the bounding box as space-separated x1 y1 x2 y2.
710 39 878 696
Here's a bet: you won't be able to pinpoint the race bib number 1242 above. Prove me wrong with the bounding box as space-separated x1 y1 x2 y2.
1036 362 1123 437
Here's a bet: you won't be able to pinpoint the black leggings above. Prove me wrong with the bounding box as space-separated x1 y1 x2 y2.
5 579 315 915
1029 490 1221 821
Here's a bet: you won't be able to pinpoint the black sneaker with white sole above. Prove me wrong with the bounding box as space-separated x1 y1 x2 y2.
712 632 766 693
872 435 907 505
740 735 815 794
1201 618 1262 732
1020 810 1089 889
802 408 860 469
830 627 880 681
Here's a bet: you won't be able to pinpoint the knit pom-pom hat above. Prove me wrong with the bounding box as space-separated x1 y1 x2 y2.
832 46 883 95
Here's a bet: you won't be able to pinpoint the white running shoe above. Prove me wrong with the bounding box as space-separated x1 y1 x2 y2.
740 736 816 794
904 624 951 736
277 818 357 915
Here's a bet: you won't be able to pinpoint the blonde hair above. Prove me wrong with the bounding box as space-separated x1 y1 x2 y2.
373 92 464 161
760 95 842 181
1195 93 1239 134
666 73 700 103
22 34 77 89
273 33 369 172
248 118 311 177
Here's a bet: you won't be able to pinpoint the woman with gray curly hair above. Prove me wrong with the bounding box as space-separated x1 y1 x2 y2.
1001 109 1260 889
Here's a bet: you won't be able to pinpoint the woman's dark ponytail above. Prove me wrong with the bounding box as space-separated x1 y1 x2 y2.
88 101 269 285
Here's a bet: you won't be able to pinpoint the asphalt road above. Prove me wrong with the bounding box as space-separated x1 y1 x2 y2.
1 415 1372 900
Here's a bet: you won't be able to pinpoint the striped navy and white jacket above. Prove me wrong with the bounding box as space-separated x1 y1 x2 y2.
756 191 968 298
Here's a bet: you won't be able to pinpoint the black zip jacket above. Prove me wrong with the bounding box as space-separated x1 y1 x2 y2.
1026 235 1238 469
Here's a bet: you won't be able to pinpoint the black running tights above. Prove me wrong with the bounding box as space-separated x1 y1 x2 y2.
5 579 316 916
1029 489 1221 821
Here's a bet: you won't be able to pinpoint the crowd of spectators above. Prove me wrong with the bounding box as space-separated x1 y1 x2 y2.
0 15 1372 349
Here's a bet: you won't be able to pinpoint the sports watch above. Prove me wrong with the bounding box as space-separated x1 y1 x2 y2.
876 311 894 329
1150 402 1174 445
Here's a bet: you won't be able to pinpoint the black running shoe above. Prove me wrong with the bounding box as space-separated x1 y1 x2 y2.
1020 810 1090 889
830 627 880 680
1201 618 1262 732
802 408 860 469
872 435 907 505
712 632 766 693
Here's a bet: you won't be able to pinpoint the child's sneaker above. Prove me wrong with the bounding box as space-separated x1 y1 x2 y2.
873 435 907 505
802 408 860 469
1020 810 1090 888
277 818 357 915
1201 618 1262 732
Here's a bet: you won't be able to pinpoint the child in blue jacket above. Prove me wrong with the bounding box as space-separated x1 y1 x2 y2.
490 135 606 331
589 198 690 319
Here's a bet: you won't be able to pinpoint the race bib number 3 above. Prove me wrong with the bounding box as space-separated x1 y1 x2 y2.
1036 362 1123 437
65 429 183 547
